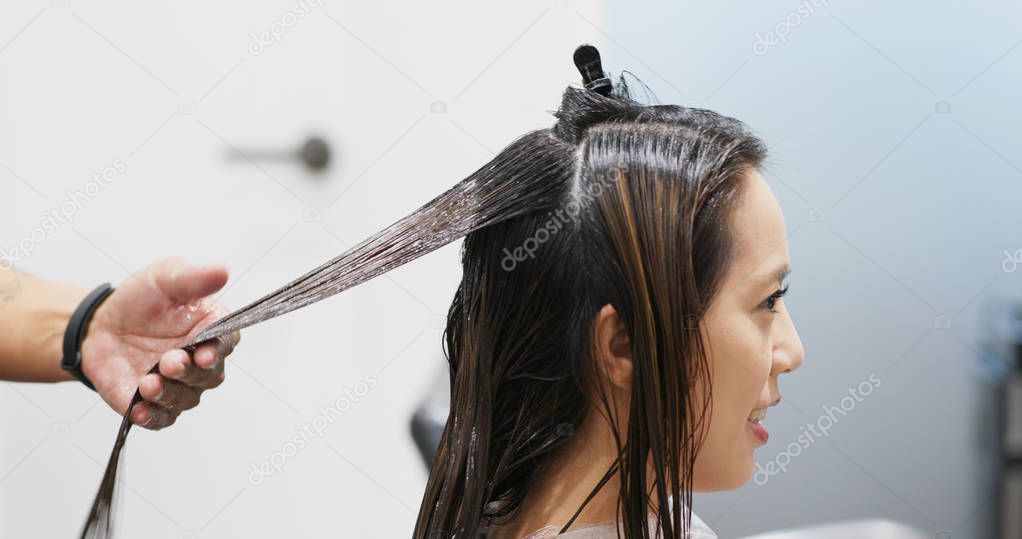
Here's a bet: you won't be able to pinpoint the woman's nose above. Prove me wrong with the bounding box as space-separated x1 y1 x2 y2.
772 308 804 376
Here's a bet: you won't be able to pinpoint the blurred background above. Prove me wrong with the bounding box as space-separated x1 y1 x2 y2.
2 1 1021 537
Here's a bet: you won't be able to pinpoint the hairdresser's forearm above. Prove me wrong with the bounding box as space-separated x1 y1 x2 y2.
0 266 83 382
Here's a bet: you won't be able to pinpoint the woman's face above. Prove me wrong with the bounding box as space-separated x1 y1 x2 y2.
692 169 804 491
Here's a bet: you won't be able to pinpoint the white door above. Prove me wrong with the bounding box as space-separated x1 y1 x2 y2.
0 1 603 537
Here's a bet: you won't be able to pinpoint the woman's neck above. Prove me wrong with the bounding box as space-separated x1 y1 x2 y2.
488 409 644 538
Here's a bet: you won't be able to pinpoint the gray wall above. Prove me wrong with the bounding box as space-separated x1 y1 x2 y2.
606 1 1022 537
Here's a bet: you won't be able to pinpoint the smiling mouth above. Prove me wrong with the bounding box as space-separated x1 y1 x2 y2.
747 407 769 443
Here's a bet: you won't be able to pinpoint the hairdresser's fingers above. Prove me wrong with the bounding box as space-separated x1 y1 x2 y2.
158 346 226 389
150 258 229 305
129 401 180 431
192 334 237 370
139 373 201 412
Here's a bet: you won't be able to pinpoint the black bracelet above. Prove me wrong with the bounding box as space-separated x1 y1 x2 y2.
61 283 115 391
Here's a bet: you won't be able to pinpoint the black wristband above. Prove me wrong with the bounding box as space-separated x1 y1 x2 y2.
61 283 115 391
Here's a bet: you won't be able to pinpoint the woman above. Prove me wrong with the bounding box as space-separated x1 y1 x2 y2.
413 55 804 538
75 46 802 539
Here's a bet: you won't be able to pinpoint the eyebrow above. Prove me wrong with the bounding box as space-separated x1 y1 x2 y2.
754 264 790 289
775 265 791 285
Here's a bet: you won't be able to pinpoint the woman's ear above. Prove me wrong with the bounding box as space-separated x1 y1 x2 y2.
595 304 633 390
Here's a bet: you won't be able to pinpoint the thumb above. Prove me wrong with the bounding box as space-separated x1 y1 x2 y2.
150 258 229 304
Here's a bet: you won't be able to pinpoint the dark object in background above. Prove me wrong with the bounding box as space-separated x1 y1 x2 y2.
1002 362 1022 538
988 302 1022 538
227 135 331 172
410 365 450 467
411 398 448 467
299 137 330 171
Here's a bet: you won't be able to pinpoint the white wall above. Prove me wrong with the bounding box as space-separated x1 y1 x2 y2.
0 1 603 537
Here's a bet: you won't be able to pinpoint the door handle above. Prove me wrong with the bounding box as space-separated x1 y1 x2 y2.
229 136 331 172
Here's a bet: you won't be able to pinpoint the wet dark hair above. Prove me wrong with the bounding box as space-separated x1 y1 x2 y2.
80 56 765 539
414 80 766 538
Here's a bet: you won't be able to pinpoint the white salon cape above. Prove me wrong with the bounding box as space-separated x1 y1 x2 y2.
520 498 716 539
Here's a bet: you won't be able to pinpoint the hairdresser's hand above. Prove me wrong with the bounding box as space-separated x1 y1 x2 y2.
80 258 240 430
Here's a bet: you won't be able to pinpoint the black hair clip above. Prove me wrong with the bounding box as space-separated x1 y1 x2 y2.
573 44 613 96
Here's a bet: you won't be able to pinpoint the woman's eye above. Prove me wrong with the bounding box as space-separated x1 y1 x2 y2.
763 284 789 313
